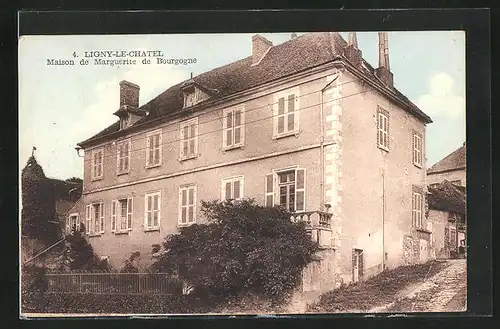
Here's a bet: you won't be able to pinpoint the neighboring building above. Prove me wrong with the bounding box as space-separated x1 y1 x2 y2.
21 155 82 264
427 142 466 187
426 180 466 259
71 32 432 291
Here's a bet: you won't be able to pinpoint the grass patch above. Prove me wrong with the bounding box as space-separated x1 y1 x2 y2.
308 260 449 313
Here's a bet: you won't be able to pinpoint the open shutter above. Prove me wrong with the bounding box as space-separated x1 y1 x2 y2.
193 123 198 156
265 173 274 206
127 197 133 230
295 168 306 212
85 205 92 234
180 125 186 159
65 217 70 235
100 203 105 233
111 200 116 232
222 110 229 147
236 107 245 145
146 135 152 166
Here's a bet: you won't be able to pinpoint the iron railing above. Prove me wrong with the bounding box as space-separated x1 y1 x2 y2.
45 272 184 295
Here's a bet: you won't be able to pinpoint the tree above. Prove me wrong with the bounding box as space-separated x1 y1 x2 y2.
151 199 318 299
65 177 83 184
63 230 109 271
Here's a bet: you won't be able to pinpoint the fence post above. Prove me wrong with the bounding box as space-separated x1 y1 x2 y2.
79 273 82 293
138 273 141 293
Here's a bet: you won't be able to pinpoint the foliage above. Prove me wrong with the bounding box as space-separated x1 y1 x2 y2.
21 264 48 293
63 230 110 271
151 199 318 300
120 251 140 273
65 177 83 184
21 156 60 244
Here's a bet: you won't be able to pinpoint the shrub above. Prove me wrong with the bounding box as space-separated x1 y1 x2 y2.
64 230 110 271
151 199 318 300
21 264 48 293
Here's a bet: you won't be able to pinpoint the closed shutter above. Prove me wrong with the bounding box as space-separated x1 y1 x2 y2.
111 200 117 232
146 135 152 166
180 125 186 158
295 168 306 212
265 173 274 206
127 197 133 229
223 110 231 147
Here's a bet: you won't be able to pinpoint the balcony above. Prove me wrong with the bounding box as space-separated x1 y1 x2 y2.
291 211 333 249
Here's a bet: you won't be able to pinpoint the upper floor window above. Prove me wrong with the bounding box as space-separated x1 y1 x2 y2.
413 131 423 168
265 167 306 212
144 191 161 231
222 176 244 200
111 198 132 233
146 129 162 168
273 88 300 138
179 185 197 225
180 117 198 160
223 105 245 149
184 91 197 108
377 106 390 151
412 188 423 228
86 202 104 235
91 148 104 180
120 115 130 130
116 139 131 174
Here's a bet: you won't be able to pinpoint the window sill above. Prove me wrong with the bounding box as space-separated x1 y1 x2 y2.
113 230 131 235
116 171 130 176
90 177 103 182
143 227 160 233
87 233 102 237
222 144 244 152
272 131 300 140
179 155 198 162
177 222 196 228
146 163 162 169
415 227 432 234
413 162 423 169
377 144 389 153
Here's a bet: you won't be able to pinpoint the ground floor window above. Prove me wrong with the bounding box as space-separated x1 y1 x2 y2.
66 214 80 234
111 198 133 232
86 202 104 235
179 185 197 225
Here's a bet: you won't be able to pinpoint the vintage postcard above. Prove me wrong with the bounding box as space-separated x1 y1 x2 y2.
19 31 467 317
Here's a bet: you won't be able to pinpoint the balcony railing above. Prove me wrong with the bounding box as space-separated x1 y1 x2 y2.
291 211 334 248
290 211 332 229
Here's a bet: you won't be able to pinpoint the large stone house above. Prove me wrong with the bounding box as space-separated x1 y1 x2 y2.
68 32 432 291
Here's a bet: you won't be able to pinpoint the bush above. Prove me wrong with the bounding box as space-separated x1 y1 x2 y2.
64 230 110 271
21 264 48 293
151 199 318 300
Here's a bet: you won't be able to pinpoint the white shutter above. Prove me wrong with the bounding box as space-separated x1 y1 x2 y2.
179 124 185 159
85 205 91 234
100 203 105 233
238 106 245 145
295 168 306 212
146 135 152 167
127 197 133 230
111 200 116 232
193 122 199 156
265 173 274 206
66 217 70 235
222 109 228 147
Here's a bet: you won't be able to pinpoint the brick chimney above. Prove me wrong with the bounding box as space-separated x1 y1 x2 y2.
375 32 394 87
252 34 273 66
119 80 140 109
343 32 363 68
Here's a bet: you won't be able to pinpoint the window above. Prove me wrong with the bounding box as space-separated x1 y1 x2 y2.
120 115 130 130
412 191 423 228
377 106 389 151
179 185 197 225
413 131 423 167
91 148 104 180
265 168 306 212
85 203 104 235
111 198 132 232
222 176 244 200
146 130 162 167
184 92 196 108
116 139 131 174
223 105 245 149
144 192 161 230
66 214 80 234
180 118 198 160
273 88 299 137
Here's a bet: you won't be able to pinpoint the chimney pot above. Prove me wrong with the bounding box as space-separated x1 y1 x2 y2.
343 32 362 68
119 80 140 109
252 34 273 65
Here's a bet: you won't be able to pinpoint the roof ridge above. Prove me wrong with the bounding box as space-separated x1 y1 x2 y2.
428 144 465 171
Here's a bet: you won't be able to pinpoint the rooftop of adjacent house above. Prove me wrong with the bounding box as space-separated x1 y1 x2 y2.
427 180 466 215
428 142 466 174
78 32 432 147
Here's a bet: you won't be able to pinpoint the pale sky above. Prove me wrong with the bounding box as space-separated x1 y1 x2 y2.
19 32 466 180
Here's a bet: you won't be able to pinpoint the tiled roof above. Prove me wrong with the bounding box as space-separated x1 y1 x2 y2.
428 143 466 174
79 32 431 146
427 180 466 215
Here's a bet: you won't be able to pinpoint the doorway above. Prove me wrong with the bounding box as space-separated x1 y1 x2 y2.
352 249 364 283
